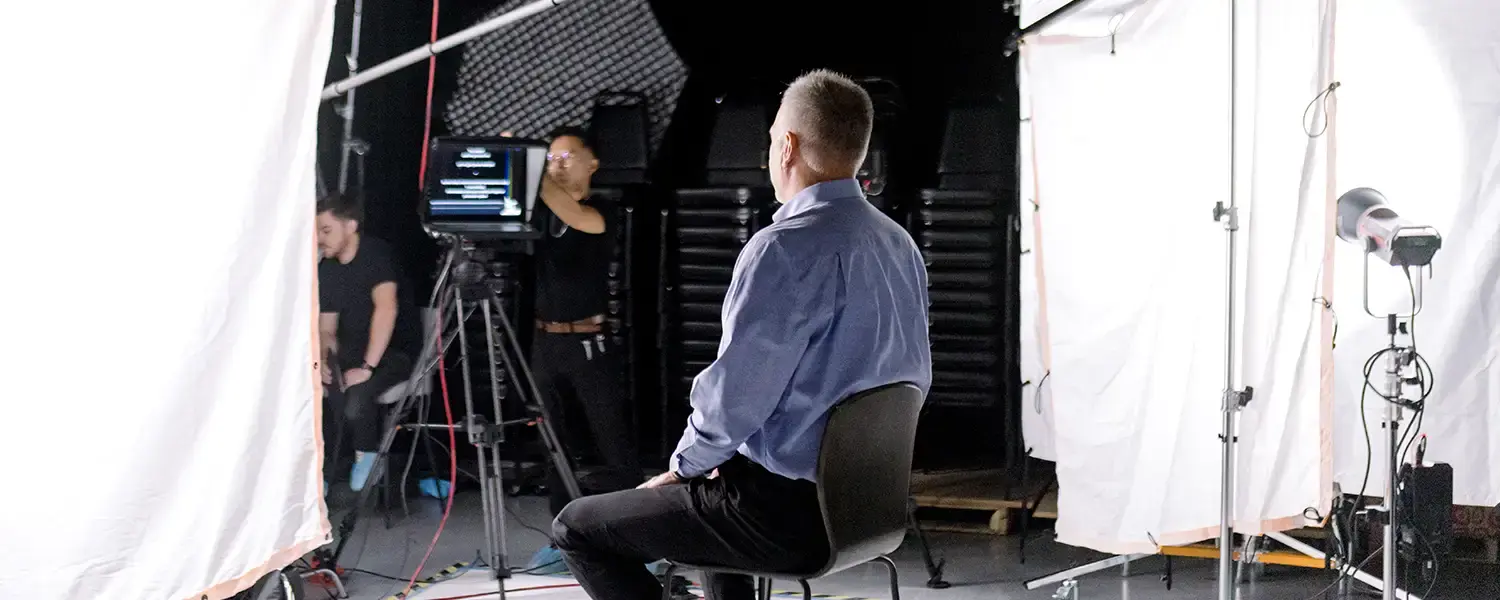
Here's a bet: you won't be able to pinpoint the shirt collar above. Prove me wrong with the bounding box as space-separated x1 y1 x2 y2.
773 178 865 222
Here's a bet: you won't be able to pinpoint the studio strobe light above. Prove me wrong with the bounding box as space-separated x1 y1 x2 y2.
1336 187 1442 267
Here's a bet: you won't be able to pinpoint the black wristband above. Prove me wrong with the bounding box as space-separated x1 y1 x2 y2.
360 361 376 371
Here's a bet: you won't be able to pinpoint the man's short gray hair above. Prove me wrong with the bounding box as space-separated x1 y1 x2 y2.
781 70 874 177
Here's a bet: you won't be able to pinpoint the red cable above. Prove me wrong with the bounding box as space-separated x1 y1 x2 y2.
416 0 441 190
405 0 452 569
429 585 585 600
401 284 457 595
402 318 457 595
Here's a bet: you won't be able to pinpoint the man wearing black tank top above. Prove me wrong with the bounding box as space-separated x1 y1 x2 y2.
529 127 642 528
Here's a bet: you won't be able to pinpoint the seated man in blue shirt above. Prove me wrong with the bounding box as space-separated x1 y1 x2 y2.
551 70 932 600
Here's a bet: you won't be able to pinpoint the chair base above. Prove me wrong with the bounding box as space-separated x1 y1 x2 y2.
661 555 899 600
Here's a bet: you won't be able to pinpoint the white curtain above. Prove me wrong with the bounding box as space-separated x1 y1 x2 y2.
1017 63 1058 462
1021 0 1333 552
1021 0 1500 555
1229 0 1337 535
0 1 336 598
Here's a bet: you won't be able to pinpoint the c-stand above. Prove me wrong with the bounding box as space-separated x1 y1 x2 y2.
322 236 580 600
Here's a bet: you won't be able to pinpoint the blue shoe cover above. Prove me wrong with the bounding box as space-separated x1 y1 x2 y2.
526 546 568 575
419 478 452 499
350 452 376 492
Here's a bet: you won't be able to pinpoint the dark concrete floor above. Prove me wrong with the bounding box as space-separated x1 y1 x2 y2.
319 489 1498 600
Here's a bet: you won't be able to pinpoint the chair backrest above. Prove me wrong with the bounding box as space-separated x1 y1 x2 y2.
377 307 440 405
814 382 925 575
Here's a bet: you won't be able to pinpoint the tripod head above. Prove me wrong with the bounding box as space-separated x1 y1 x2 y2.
431 234 524 303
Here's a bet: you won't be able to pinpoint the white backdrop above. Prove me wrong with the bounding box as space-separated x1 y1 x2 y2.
1022 0 1336 553
1022 0 1500 555
0 1 336 598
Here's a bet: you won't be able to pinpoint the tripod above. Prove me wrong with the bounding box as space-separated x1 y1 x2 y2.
323 237 581 599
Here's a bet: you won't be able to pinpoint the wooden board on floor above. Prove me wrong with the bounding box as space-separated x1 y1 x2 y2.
911 469 1057 534
911 469 1014 511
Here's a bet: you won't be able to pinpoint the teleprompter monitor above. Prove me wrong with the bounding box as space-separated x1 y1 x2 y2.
422 136 547 239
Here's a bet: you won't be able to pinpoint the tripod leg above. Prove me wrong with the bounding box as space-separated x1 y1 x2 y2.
456 295 502 583
381 461 394 529
479 298 513 581
399 399 422 516
486 289 583 500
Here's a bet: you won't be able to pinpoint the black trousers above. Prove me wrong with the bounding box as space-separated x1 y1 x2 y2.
531 332 642 515
552 454 829 600
323 352 413 460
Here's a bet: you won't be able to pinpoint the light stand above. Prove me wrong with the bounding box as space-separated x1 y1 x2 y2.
335 0 365 194
1378 314 1407 600
1337 185 1441 600
1364 266 1427 600
1218 2 1245 596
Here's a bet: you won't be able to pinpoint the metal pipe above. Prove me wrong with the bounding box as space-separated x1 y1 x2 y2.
337 0 364 192
1024 554 1149 590
1218 1 1241 598
1266 532 1421 600
1019 0 1096 36
1383 324 1402 600
320 0 571 101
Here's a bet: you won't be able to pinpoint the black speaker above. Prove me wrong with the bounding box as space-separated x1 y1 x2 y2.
1397 462 1454 562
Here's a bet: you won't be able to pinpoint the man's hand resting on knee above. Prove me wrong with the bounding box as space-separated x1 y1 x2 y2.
637 471 682 489
638 468 721 489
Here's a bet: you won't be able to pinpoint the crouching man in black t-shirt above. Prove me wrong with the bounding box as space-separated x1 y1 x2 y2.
316 194 423 491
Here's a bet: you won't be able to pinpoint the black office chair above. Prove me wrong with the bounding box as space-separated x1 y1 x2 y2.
661 382 925 600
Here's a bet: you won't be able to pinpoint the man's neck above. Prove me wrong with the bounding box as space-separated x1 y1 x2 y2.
782 171 853 203
337 233 361 264
567 182 591 202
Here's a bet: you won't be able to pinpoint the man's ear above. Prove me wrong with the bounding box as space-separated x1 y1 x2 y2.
588 157 599 174
345 219 360 235
781 131 798 168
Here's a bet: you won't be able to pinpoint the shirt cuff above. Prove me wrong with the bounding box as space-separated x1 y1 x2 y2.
670 449 711 479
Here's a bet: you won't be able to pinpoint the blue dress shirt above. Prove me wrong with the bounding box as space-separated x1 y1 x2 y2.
670 178 933 482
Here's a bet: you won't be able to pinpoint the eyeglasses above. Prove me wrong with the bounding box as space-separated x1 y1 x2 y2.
546 152 577 167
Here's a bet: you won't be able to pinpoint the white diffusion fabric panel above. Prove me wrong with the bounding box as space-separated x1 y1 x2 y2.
1330 0 1500 507
0 1 335 599
1024 0 1234 553
1018 62 1057 462
1230 0 1335 534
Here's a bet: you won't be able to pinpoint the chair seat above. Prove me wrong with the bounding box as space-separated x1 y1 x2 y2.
666 561 821 582
376 308 440 406
376 383 414 405
661 555 898 600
